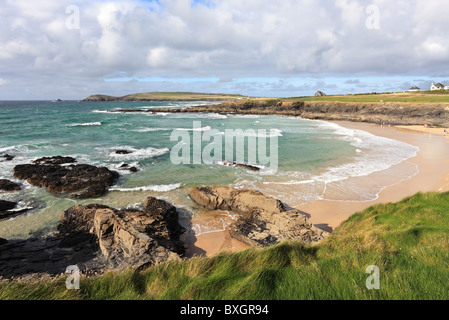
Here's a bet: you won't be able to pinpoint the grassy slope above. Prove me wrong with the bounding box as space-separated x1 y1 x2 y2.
284 91 449 103
84 92 246 101
1 192 449 300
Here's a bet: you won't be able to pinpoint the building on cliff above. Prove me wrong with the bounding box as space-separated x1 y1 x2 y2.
408 86 421 92
430 82 449 91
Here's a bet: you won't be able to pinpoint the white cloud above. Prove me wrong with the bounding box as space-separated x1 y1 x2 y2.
0 0 449 99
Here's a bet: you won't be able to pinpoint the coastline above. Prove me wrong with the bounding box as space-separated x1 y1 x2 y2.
190 121 449 257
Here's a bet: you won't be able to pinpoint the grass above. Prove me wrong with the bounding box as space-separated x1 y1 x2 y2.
1 192 449 300
85 92 247 101
284 91 449 103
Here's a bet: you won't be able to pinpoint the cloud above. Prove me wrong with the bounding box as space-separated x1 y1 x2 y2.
1 0 449 99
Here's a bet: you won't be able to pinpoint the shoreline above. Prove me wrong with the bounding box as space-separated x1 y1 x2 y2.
190 121 449 257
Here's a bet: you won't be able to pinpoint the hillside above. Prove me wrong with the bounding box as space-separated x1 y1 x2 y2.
286 91 449 103
1 191 449 300
83 92 246 102
116 98 449 127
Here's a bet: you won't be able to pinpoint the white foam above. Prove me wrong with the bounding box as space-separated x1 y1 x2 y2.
177 126 212 132
68 122 102 127
110 183 182 192
130 127 172 133
108 146 169 160
222 128 283 138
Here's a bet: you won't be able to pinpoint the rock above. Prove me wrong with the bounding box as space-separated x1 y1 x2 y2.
0 200 19 220
115 150 132 155
188 186 329 247
69 185 108 199
58 204 110 235
64 197 185 270
13 157 119 198
0 238 7 245
0 197 185 279
119 163 138 173
0 179 21 192
0 154 15 161
32 156 76 165
222 160 261 172
0 200 16 212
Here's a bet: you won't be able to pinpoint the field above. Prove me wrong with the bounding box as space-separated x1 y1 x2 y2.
1 191 448 300
284 91 449 103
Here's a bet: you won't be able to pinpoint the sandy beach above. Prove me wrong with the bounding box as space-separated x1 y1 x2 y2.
189 121 449 257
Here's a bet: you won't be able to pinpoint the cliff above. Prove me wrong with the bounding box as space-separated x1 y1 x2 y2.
83 92 245 102
116 99 449 126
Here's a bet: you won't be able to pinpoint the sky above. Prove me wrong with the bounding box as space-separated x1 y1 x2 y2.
1 0 449 100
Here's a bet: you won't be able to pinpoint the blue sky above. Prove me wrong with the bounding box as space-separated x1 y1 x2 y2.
0 0 449 99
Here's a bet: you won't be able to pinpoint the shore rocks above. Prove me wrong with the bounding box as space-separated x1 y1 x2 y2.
189 186 329 247
32 156 76 165
0 179 21 192
13 156 119 199
0 154 15 161
115 150 132 155
0 197 185 278
222 161 261 172
0 200 17 213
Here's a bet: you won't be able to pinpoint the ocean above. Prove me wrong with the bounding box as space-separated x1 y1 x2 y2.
0 100 419 239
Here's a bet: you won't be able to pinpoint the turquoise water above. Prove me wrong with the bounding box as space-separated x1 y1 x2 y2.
0 100 419 238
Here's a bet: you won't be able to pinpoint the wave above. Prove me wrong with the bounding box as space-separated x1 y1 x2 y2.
109 183 182 192
67 122 102 127
168 113 227 120
177 126 212 132
221 128 283 138
108 146 169 160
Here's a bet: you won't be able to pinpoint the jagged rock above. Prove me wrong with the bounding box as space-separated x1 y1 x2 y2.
0 197 185 278
222 161 261 172
32 156 76 165
0 200 16 212
13 157 119 198
0 179 21 192
64 197 184 270
189 186 329 247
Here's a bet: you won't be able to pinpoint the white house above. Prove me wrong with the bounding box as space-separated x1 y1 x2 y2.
430 82 449 91
408 86 421 92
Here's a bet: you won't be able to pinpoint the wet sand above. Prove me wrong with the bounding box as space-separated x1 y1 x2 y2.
299 121 449 230
190 121 449 257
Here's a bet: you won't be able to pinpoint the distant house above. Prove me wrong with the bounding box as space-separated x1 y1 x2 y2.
430 82 449 91
315 91 326 97
408 86 421 92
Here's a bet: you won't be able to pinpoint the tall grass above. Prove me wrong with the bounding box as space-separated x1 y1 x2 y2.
1 192 448 300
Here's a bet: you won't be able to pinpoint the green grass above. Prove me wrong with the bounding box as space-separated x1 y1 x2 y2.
84 92 246 101
284 91 449 103
1 192 449 300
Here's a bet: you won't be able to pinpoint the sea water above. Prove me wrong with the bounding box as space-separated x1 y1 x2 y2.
0 100 419 239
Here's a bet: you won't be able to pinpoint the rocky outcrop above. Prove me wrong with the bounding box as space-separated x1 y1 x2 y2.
0 200 17 213
0 179 21 192
222 161 261 172
32 156 76 165
0 154 15 161
0 197 185 278
13 156 119 199
119 163 138 173
188 187 329 247
114 99 449 127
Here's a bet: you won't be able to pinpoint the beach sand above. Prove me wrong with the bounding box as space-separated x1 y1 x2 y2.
188 121 449 257
299 121 449 231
